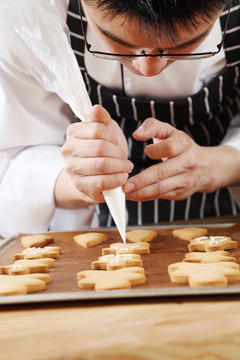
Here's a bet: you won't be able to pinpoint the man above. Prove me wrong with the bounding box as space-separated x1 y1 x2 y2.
1 0 240 237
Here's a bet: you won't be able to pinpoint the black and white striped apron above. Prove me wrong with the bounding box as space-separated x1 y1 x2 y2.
67 0 240 226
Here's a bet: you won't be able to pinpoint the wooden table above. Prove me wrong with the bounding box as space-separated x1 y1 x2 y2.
1 215 240 360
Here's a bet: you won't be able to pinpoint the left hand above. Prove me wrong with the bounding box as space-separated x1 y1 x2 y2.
122 118 240 201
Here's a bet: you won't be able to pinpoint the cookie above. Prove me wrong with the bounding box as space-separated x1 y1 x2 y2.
0 258 56 275
102 242 150 255
172 227 208 241
184 251 236 263
92 254 143 271
0 273 50 296
12 246 62 261
77 267 146 291
168 261 240 287
188 236 238 252
74 232 108 248
126 229 157 243
20 234 54 249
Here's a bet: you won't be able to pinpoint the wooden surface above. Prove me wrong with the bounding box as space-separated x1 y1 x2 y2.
1 215 240 360
1 297 240 360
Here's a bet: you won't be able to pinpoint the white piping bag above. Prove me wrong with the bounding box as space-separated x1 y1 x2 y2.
1 0 126 242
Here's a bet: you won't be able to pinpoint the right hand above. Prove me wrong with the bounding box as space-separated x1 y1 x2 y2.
60 105 133 205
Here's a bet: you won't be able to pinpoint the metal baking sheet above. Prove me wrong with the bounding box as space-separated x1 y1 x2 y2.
1 222 240 305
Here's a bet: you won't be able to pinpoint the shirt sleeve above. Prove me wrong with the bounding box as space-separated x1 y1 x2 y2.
0 12 94 238
0 146 65 238
221 113 240 206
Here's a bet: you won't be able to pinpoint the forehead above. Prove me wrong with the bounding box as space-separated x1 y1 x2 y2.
82 0 223 40
82 1 220 49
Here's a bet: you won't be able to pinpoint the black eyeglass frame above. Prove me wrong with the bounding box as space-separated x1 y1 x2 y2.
77 0 232 61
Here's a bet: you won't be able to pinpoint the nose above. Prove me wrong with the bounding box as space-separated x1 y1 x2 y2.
132 55 168 76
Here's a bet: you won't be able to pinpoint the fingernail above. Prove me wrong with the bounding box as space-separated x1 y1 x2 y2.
128 162 134 173
134 125 143 135
123 182 135 193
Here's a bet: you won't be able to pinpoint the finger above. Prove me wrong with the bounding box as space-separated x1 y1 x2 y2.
62 138 127 159
125 174 195 202
89 104 112 125
133 118 175 141
65 121 118 145
123 155 190 194
65 157 133 176
144 130 193 160
73 173 129 197
90 106 128 154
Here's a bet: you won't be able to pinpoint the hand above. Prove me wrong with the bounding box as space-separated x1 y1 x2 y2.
58 105 133 208
122 118 240 201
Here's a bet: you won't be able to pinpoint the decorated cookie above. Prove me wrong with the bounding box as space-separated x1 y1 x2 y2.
168 261 240 287
92 254 143 271
0 273 50 296
20 234 54 249
184 251 236 263
188 236 238 252
172 227 208 241
0 258 55 275
77 267 146 291
13 246 62 261
102 242 150 255
74 232 108 248
126 229 157 243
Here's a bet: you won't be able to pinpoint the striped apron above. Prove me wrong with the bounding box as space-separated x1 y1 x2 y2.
67 0 240 226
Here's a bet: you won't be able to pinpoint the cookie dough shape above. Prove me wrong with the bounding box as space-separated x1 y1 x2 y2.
188 236 237 252
126 229 157 243
172 227 208 241
77 267 146 291
0 258 56 275
74 232 108 248
168 262 240 287
184 251 236 263
92 254 143 270
0 273 50 296
13 246 62 261
102 242 150 255
20 234 54 249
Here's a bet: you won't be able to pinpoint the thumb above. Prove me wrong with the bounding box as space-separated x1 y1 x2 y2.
133 118 175 141
88 104 112 125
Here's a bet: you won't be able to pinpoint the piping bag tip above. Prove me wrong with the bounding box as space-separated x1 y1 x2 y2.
103 187 126 243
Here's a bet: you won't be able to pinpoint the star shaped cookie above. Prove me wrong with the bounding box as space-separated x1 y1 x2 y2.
92 254 143 270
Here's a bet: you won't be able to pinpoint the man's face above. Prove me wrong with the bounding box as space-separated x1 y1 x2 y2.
82 2 224 77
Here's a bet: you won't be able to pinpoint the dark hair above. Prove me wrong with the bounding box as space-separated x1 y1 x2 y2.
83 0 229 40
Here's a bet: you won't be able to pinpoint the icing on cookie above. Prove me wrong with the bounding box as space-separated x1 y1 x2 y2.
209 236 229 245
102 254 138 263
111 244 143 252
195 236 229 244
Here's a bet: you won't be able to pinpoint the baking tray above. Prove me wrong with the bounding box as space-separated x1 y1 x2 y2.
1 222 240 305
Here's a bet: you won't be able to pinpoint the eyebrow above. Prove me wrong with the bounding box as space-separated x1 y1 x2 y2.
96 23 213 51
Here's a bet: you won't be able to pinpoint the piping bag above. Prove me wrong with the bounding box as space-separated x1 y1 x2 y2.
1 0 126 243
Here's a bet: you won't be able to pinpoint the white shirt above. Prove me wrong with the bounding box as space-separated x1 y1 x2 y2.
0 0 239 238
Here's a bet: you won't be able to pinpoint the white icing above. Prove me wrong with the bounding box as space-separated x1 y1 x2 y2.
100 253 135 264
194 236 229 244
12 264 25 269
209 236 228 245
194 236 208 243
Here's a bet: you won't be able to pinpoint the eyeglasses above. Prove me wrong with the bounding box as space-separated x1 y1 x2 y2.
77 0 232 61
